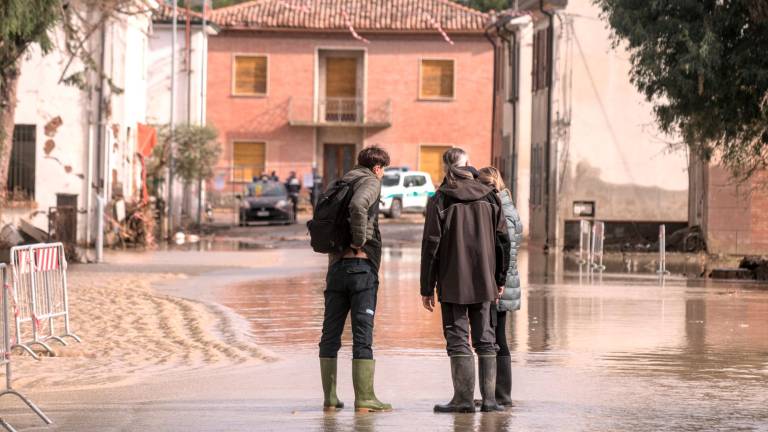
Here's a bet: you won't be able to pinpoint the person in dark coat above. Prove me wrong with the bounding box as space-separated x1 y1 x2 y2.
284 171 301 222
478 166 523 407
420 148 511 413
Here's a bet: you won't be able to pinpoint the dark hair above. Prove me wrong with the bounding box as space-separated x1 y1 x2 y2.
357 146 391 170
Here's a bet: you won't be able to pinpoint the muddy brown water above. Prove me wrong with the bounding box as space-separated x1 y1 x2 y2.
212 247 768 431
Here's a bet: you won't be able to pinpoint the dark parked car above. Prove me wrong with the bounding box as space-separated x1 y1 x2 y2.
238 180 295 225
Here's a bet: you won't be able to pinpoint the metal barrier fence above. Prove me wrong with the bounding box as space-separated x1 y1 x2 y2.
0 264 53 431
589 221 606 271
578 220 591 264
658 224 670 276
208 166 252 227
9 243 80 359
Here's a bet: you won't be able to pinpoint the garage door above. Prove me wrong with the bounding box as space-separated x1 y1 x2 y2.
233 141 266 183
419 146 452 186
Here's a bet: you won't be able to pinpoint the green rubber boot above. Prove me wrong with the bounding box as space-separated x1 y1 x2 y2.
320 358 344 411
352 359 392 412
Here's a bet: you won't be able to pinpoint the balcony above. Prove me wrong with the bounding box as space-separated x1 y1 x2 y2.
288 98 392 128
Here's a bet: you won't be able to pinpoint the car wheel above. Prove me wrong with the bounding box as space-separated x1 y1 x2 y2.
390 199 402 219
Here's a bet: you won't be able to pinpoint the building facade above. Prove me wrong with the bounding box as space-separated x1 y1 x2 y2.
492 0 689 249
149 5 219 226
691 161 768 255
5 3 156 250
206 0 495 194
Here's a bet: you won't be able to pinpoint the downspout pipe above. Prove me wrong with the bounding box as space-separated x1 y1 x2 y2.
540 0 556 250
484 23 501 164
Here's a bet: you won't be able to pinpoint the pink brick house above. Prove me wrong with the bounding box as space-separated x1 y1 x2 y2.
206 0 494 189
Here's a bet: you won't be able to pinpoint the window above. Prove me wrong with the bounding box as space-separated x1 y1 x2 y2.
420 59 454 99
507 39 519 101
382 174 400 187
530 144 547 206
7 124 36 200
233 55 267 96
532 29 550 91
326 57 358 98
405 175 427 187
246 180 286 198
233 141 266 183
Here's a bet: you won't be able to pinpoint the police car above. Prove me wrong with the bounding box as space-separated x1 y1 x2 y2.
379 168 436 219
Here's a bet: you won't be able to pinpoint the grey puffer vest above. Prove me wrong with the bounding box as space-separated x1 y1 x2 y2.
497 190 522 312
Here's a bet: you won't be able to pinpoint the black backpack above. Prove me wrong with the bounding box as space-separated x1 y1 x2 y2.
307 178 359 253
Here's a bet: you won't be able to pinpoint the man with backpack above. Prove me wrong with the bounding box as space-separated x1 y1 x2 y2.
308 146 392 413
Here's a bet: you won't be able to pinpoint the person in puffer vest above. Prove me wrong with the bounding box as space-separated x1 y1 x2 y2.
478 166 523 408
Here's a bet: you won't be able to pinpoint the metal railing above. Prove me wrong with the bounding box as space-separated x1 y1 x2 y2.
287 97 392 127
578 219 606 273
589 221 606 271
9 243 80 359
657 224 670 276
322 98 362 123
0 264 53 431
578 219 591 265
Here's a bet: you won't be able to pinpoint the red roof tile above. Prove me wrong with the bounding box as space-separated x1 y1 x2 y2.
153 3 206 23
210 0 490 32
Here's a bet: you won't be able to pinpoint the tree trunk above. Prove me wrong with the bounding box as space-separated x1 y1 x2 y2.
0 62 21 201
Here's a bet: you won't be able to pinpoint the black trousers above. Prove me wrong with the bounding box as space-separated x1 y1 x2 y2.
440 302 498 357
319 259 378 359
288 195 298 221
495 310 510 356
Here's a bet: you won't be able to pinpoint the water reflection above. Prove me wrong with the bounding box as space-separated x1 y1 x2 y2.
218 247 768 385
213 247 768 430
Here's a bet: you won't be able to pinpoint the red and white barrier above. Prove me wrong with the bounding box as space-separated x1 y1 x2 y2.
9 243 80 359
0 263 52 429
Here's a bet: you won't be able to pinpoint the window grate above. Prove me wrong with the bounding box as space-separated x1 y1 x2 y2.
7 124 36 200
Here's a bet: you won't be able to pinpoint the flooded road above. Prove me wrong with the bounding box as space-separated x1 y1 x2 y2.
213 247 768 431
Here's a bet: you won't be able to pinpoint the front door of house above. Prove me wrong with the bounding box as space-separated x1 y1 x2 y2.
323 144 356 186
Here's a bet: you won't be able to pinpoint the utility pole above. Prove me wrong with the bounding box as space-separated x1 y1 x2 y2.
95 23 108 263
168 1 178 236
197 0 209 227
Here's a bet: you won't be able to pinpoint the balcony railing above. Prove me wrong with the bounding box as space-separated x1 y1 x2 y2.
288 98 392 128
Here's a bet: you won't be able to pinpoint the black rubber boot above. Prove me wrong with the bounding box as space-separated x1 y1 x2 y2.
320 358 344 411
478 354 505 412
434 355 476 413
495 355 513 407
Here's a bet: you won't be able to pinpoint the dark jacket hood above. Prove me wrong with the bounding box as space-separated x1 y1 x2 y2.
342 166 376 183
439 176 494 201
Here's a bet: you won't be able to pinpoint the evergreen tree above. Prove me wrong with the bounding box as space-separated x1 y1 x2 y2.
457 0 508 12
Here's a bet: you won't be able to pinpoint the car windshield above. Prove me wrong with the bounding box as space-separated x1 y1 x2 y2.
382 174 400 187
246 181 286 197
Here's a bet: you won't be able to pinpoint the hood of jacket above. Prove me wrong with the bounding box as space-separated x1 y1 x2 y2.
439 175 493 202
342 166 376 184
